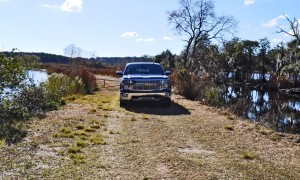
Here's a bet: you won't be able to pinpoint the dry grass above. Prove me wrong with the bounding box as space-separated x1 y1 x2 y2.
1 77 300 179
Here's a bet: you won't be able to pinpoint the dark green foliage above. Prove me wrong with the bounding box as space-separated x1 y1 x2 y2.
47 101 59 111
2 51 69 64
0 53 26 95
155 49 176 70
13 85 48 115
60 97 67 106
0 100 30 122
0 122 27 145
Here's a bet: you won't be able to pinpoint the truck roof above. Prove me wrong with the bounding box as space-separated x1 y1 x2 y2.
126 62 159 65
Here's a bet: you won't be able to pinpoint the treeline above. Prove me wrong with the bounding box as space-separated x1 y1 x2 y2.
96 56 153 66
2 51 153 66
2 51 69 64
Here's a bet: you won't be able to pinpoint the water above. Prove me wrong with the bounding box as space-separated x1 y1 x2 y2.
1 70 48 97
227 72 271 81
224 85 300 134
26 70 48 85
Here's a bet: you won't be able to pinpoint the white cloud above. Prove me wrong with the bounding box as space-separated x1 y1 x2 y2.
60 0 83 12
145 38 155 42
272 38 283 44
244 0 255 5
163 36 172 40
121 32 139 38
262 15 286 28
121 32 155 42
0 0 9 2
135 38 143 42
41 4 58 9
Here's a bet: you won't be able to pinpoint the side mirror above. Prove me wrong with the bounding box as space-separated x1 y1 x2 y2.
116 71 123 76
164 70 172 76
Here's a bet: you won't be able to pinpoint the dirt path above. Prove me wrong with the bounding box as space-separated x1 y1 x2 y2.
1 75 300 179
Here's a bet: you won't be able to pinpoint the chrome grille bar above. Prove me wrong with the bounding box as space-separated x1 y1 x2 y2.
130 79 163 91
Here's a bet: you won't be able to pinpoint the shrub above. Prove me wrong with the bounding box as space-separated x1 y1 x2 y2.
59 97 66 106
13 85 48 115
43 73 85 102
77 68 98 94
204 86 222 106
171 69 216 101
47 101 58 111
43 64 98 94
171 69 198 100
0 99 30 122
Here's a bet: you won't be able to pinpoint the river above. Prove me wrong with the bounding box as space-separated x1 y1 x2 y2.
224 73 300 134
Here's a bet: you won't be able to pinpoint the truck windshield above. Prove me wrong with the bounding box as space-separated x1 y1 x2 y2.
124 64 164 75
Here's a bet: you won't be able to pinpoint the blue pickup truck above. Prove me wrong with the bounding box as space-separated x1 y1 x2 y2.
116 62 172 107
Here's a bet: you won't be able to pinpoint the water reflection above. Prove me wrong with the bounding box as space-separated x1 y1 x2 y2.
224 85 300 134
1 70 48 97
26 70 48 85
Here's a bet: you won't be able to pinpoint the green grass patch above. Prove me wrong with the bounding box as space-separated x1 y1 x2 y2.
90 134 106 145
53 132 75 138
141 114 150 120
68 95 77 101
271 133 281 141
68 146 81 154
75 124 85 130
76 140 89 147
130 116 137 121
69 154 86 165
224 125 234 131
88 108 97 114
74 130 88 137
242 152 257 160
97 102 104 108
85 127 96 132
90 124 101 129
60 127 72 134
0 139 6 148
102 106 113 111
109 130 120 135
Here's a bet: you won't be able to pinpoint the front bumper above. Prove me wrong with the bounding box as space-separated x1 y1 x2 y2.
120 92 171 101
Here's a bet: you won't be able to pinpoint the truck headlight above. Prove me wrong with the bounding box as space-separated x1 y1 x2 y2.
121 80 130 89
162 80 170 89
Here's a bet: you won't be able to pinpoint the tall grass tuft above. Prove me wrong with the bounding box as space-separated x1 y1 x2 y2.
204 86 222 106
42 73 85 102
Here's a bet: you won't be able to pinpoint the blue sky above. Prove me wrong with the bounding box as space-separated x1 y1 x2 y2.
0 0 299 57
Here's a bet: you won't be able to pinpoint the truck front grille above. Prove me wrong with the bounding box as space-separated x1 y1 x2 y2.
131 80 162 91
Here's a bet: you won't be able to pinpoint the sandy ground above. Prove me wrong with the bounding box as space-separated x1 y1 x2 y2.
1 75 300 179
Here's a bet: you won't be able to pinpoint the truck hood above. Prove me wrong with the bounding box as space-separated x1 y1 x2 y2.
122 74 168 79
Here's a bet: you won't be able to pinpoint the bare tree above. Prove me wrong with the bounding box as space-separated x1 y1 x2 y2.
64 44 83 64
168 0 237 68
277 15 300 44
64 44 77 59
64 44 83 58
